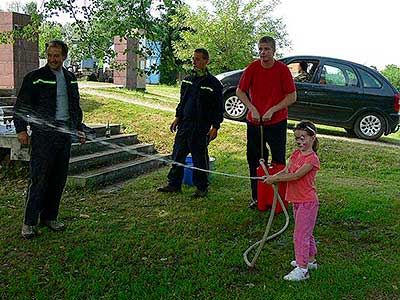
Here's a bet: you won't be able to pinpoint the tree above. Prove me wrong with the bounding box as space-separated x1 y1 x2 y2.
38 22 64 59
381 64 400 91
152 0 185 85
22 1 38 15
171 0 290 74
1 0 161 67
42 0 159 66
6 1 24 13
0 0 43 45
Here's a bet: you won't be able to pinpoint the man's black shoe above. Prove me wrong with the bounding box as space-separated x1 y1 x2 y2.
157 185 181 193
40 220 66 232
249 199 258 209
191 189 208 198
21 224 38 239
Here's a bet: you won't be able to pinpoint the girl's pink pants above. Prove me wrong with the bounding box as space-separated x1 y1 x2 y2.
293 201 319 267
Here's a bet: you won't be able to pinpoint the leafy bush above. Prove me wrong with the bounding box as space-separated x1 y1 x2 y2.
381 64 400 91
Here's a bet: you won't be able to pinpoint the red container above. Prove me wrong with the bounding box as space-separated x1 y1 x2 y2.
257 163 288 213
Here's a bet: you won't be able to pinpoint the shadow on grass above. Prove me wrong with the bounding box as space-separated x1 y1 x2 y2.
80 94 106 113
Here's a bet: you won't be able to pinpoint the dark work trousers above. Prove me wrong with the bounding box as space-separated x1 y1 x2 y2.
167 120 209 191
247 119 287 200
24 126 72 225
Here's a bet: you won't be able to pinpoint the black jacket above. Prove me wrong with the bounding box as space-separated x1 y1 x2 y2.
176 71 224 129
13 64 83 133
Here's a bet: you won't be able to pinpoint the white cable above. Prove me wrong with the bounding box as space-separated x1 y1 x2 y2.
13 111 264 180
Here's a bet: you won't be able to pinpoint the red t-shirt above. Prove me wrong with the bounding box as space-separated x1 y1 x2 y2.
238 60 296 125
285 150 320 203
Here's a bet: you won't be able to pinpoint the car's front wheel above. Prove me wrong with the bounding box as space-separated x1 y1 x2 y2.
223 91 247 121
353 112 386 140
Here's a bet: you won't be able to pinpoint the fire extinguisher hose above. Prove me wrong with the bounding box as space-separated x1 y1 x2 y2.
243 159 290 268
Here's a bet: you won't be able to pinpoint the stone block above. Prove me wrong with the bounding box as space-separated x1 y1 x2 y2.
0 12 38 94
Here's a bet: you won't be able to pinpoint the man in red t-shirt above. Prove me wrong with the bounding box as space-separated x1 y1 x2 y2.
236 36 297 208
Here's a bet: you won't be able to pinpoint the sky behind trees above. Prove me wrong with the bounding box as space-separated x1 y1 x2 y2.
2 0 399 70
189 0 400 70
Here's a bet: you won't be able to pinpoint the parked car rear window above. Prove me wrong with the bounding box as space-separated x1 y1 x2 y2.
358 68 382 88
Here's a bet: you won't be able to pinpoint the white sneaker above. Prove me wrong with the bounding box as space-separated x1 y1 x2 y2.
283 267 310 281
290 260 318 270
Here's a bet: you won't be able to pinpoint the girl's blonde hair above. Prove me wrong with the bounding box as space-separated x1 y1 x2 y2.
294 120 319 152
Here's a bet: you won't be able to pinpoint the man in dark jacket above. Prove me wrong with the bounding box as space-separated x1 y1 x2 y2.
13 40 86 239
158 48 223 198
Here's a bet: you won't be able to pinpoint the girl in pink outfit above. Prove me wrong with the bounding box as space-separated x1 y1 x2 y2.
264 120 320 281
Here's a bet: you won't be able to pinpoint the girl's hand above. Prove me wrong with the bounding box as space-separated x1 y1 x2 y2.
263 177 275 185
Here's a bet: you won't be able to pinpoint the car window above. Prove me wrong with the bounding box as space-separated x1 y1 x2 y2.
347 70 358 86
319 63 358 87
287 61 319 83
357 68 382 88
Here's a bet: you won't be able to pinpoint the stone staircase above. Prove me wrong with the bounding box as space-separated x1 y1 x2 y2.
0 90 168 188
67 124 168 188
0 120 167 188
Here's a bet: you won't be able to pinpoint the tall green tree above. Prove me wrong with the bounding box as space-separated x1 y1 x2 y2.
38 22 64 59
152 0 185 85
381 64 400 91
171 0 290 74
43 0 157 65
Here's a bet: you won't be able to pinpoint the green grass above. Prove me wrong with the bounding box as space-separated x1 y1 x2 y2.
82 83 400 145
87 84 180 111
1 86 399 299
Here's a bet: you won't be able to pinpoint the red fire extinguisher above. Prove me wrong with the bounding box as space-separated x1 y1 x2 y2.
256 124 288 213
257 162 288 213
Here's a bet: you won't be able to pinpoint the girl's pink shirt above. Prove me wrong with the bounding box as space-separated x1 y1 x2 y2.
286 149 320 203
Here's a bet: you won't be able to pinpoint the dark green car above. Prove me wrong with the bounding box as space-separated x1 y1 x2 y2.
216 55 400 140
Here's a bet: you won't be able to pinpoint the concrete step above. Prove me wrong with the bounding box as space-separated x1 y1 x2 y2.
0 96 16 105
0 134 30 161
85 123 121 137
70 133 138 157
67 154 168 187
0 106 13 115
68 143 155 174
0 89 15 97
1 115 13 122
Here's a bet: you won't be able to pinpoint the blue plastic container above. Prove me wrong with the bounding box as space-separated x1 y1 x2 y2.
183 156 194 186
182 156 215 186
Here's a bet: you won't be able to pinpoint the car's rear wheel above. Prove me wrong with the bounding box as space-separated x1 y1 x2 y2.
353 112 385 140
223 91 247 121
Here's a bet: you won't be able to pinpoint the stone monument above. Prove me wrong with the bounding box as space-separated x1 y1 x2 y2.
0 12 39 95
113 36 146 90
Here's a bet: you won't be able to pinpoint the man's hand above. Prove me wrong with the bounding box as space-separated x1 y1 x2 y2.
17 131 29 145
207 127 218 141
250 108 261 122
262 108 275 122
77 131 86 144
170 117 179 133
